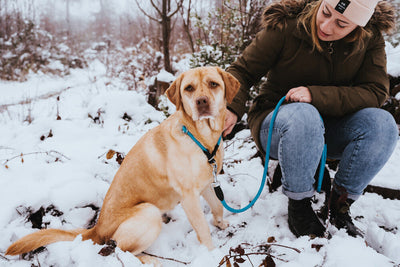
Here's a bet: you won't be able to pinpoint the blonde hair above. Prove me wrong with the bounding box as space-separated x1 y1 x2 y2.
298 0 372 56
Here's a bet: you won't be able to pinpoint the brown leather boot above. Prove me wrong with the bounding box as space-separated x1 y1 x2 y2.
329 186 364 237
288 198 326 238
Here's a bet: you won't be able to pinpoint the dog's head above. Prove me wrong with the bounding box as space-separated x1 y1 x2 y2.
166 67 240 121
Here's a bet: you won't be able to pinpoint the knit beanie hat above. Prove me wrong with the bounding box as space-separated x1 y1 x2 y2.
324 0 379 27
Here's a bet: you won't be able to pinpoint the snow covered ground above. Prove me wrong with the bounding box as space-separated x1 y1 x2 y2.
0 44 400 267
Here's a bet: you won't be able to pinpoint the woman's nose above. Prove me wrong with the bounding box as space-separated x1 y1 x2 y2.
320 19 334 34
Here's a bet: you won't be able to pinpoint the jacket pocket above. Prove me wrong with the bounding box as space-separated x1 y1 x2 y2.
371 52 387 69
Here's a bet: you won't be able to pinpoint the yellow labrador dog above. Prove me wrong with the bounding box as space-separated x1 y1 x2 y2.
6 67 240 264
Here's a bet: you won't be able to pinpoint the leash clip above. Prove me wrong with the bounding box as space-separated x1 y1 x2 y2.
210 161 224 201
210 162 219 187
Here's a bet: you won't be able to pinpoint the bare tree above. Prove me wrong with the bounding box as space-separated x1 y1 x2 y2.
66 0 71 43
179 0 195 53
220 0 270 50
0 0 6 38
135 0 184 73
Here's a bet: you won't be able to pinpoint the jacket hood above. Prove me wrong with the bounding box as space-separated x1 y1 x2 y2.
261 0 396 34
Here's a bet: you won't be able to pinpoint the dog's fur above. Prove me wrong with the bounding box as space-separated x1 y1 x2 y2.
6 67 240 263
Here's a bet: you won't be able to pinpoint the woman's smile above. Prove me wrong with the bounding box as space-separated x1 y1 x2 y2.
318 28 330 39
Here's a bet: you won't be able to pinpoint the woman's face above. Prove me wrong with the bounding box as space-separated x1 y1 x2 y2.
316 1 358 41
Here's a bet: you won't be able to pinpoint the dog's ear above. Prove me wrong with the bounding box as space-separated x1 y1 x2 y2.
217 67 240 104
165 73 183 109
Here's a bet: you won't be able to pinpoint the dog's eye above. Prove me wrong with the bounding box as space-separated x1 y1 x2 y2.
210 81 219 88
185 85 194 92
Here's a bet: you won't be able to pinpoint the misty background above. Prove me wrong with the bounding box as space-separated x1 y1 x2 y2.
1 0 399 116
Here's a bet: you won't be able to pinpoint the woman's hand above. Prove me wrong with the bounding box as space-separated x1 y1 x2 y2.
286 86 312 103
223 109 238 137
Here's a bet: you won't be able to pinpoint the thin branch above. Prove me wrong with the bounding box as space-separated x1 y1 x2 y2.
0 146 14 151
2 150 71 166
150 0 162 16
0 86 72 113
134 0 159 22
116 252 126 267
0 254 10 261
218 243 301 267
223 0 251 16
268 243 301 253
167 0 184 18
142 252 190 265
35 254 41 267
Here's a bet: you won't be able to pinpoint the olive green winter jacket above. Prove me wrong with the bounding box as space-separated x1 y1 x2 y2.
226 0 395 152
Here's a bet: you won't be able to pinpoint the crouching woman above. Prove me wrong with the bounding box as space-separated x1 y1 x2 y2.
224 0 398 237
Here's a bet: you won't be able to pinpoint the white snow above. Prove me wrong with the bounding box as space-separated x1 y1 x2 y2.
1 46 400 267
386 42 400 77
157 69 175 84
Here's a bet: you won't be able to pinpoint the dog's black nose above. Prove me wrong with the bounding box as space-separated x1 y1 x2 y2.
196 96 209 107
196 96 210 115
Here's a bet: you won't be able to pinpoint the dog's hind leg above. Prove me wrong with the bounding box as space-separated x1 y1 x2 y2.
112 202 162 255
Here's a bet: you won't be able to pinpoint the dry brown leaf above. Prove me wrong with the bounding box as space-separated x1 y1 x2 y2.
311 244 324 252
106 149 116 159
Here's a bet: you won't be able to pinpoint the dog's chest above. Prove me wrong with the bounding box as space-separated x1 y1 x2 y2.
174 143 222 187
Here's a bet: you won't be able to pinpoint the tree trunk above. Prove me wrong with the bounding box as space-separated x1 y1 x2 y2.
162 0 172 73
66 0 71 44
181 0 195 53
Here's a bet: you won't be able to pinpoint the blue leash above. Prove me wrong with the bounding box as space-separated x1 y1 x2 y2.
183 96 327 213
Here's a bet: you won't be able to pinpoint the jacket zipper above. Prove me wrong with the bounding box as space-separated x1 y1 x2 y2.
327 42 334 55
328 42 334 82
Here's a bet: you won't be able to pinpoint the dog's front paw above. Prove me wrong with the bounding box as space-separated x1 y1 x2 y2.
213 219 229 230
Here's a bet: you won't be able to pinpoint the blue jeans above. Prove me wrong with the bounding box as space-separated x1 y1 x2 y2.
259 103 399 200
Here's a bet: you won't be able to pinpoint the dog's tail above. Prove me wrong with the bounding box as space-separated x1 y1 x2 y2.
6 228 91 256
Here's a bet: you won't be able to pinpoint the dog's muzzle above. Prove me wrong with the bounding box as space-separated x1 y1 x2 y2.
196 96 211 117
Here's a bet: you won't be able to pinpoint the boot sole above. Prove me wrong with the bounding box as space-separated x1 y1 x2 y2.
288 219 325 238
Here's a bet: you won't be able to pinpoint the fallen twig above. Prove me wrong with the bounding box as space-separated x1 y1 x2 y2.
142 252 190 265
115 253 126 267
0 87 72 113
35 254 41 267
364 184 400 200
219 242 301 267
0 253 10 261
2 150 71 168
